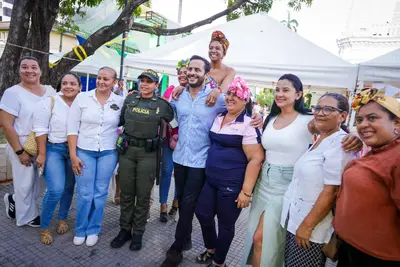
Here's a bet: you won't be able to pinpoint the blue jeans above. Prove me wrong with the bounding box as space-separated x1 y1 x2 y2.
41 142 75 229
159 143 177 204
75 148 118 237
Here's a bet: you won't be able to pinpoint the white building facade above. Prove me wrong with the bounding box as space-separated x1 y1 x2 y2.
0 0 14 22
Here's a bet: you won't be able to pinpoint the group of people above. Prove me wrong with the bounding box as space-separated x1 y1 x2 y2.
0 30 399 267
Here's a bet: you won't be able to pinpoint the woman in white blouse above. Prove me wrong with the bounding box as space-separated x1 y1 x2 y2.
281 93 357 267
67 66 123 247
33 73 82 245
0 56 56 228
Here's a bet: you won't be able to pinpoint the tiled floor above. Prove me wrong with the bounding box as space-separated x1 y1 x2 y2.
0 179 249 267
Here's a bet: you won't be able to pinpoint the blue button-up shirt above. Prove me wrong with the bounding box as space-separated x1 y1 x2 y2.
170 83 225 168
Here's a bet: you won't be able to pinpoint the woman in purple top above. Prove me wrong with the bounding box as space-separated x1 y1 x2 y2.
195 77 265 267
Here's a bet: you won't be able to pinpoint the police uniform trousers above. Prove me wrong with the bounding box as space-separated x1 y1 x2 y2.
118 145 157 235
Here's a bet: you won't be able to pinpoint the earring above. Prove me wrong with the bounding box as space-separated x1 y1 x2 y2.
395 128 400 135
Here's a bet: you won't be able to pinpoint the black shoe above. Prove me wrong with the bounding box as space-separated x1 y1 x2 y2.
160 212 168 223
196 250 214 264
161 248 183 267
110 229 132 248
168 206 178 217
182 238 192 251
4 193 16 219
129 234 142 251
206 264 228 267
27 216 40 228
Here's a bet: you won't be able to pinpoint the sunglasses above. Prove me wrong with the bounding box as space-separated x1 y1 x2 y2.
313 105 343 115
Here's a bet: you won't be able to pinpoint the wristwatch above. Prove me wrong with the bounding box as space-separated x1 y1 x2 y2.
15 149 24 155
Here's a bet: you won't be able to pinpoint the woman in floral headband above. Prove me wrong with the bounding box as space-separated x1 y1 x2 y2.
333 88 400 267
158 59 189 223
194 77 265 267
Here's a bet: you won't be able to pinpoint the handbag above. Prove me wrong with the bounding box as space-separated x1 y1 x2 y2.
23 96 55 156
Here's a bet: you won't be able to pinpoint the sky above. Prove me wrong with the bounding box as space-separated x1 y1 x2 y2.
150 0 398 56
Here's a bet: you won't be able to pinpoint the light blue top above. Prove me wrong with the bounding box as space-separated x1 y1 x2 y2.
170 83 225 168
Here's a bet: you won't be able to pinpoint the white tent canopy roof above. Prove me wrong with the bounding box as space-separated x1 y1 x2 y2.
125 13 357 90
359 48 400 82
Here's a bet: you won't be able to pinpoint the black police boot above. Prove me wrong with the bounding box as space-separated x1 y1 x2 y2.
129 234 143 251
110 229 132 248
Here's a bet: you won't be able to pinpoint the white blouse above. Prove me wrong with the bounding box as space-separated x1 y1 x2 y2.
67 90 124 152
32 93 71 144
280 130 357 244
0 85 56 138
262 114 313 166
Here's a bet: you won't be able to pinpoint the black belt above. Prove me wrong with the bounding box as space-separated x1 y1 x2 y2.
128 138 147 147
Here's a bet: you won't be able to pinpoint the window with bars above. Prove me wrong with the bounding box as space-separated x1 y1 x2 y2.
3 7 12 17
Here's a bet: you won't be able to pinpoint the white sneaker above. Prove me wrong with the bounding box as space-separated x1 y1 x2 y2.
86 234 98 247
73 236 86 246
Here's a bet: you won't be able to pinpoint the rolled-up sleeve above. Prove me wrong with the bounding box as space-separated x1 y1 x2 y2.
0 89 20 116
67 95 81 136
32 97 51 137
323 138 349 185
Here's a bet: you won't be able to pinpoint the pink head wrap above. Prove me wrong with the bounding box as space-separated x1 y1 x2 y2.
228 77 250 101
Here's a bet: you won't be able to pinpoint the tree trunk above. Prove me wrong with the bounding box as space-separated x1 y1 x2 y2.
0 0 35 97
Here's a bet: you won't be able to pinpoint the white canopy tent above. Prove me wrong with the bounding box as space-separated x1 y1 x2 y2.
359 48 400 83
125 13 358 91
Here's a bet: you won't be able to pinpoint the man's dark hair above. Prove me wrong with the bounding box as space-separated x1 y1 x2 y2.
189 55 211 73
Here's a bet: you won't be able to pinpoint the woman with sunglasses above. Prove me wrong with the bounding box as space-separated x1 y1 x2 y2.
195 77 265 267
281 93 358 267
334 89 400 267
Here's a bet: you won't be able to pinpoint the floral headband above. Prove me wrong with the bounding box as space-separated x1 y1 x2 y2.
351 88 400 118
176 59 190 72
210 30 230 52
228 77 250 101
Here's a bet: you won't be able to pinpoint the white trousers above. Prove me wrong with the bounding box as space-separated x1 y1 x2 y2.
6 140 40 226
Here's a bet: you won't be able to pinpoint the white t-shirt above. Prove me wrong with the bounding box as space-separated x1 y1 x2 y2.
32 93 72 143
262 114 313 166
280 130 357 244
67 90 124 152
0 84 56 137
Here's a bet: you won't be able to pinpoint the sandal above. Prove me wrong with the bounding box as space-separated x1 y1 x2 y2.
168 206 178 217
56 220 69 235
160 212 168 223
196 250 214 264
40 229 53 245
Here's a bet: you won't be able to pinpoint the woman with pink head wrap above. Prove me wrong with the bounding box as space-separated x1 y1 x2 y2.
194 77 265 267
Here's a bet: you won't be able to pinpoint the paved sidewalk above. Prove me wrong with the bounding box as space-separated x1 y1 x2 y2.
0 180 249 267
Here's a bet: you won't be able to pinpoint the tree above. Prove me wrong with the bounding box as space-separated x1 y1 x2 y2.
281 11 299 32
0 0 251 98
256 88 274 107
226 0 312 21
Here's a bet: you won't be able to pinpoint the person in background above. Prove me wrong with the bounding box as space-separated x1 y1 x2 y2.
252 101 262 115
33 73 82 245
159 59 189 223
113 79 126 97
172 30 235 106
282 93 357 267
1 56 56 228
67 66 123 247
334 88 400 267
195 77 265 267
110 69 174 251
241 74 362 267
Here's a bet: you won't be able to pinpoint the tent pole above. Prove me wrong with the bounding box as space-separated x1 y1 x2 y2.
119 0 128 80
348 64 361 129
86 73 89 92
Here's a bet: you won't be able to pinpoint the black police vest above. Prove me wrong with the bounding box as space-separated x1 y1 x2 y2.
123 95 161 139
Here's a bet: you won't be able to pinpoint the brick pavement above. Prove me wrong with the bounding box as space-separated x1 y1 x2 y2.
0 180 249 267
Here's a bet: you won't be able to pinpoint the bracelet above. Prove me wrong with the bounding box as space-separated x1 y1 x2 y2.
216 87 222 93
242 191 252 198
15 149 24 155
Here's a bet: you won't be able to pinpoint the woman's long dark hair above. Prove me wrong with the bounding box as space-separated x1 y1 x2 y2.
263 74 311 131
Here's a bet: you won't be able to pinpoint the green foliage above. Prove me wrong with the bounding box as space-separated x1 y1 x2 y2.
304 93 312 108
281 11 298 32
57 0 150 33
257 88 274 107
226 0 312 21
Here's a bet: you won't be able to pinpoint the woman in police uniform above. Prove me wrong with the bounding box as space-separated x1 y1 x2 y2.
110 69 174 251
